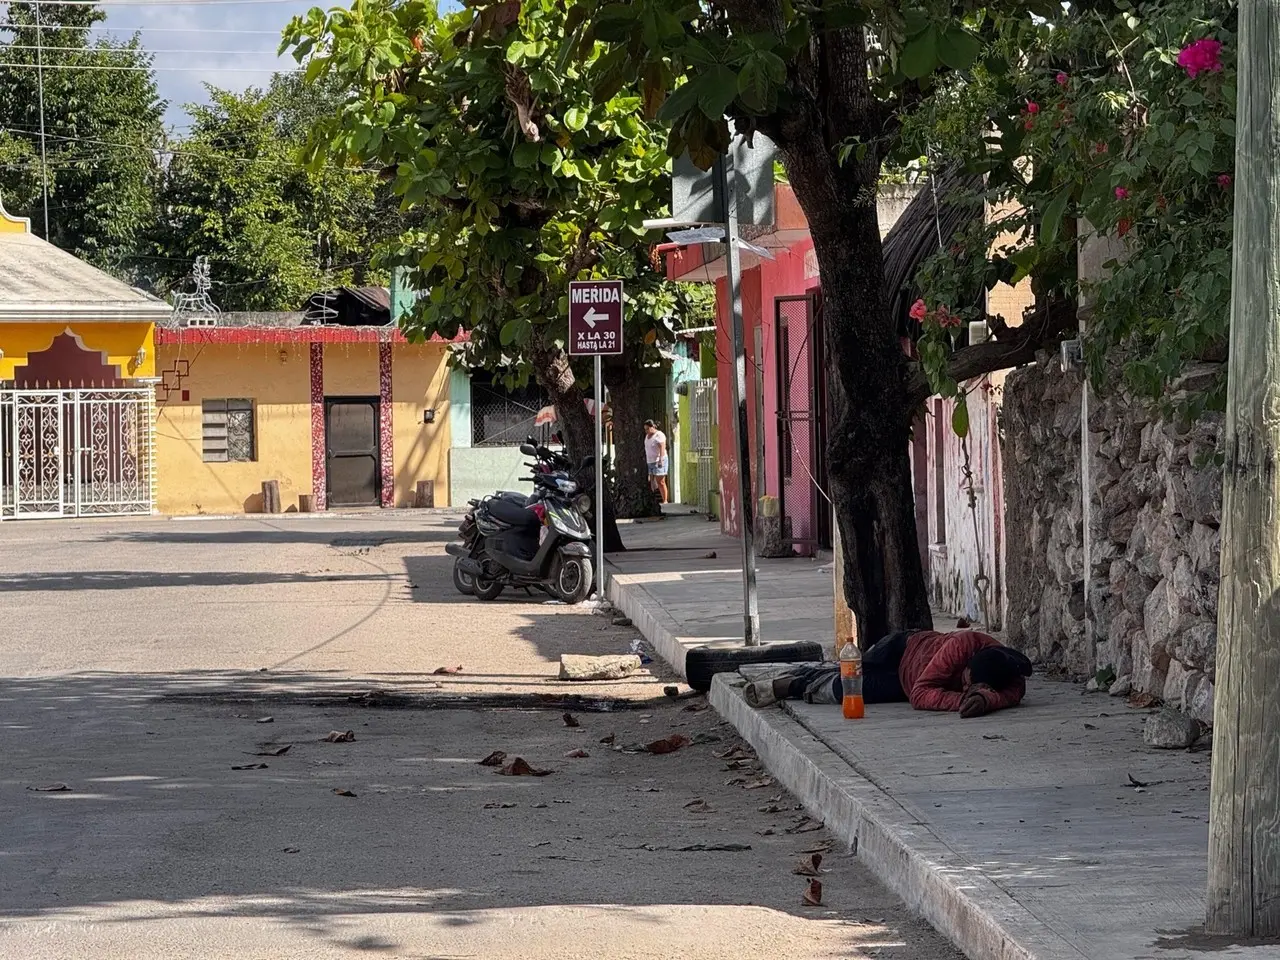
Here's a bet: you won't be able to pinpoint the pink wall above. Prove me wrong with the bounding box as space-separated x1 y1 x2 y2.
713 238 819 541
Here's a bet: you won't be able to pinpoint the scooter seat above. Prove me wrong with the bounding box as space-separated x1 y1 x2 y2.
485 497 541 529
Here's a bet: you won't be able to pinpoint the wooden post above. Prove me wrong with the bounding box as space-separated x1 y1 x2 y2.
299 494 315 514
261 481 281 515
832 506 856 648
1207 1 1280 935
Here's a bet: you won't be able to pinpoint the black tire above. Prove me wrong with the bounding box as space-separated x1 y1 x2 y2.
684 641 825 693
554 555 594 605
473 577 505 601
452 557 475 596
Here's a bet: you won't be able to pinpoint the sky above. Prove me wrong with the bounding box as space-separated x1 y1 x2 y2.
90 0 326 127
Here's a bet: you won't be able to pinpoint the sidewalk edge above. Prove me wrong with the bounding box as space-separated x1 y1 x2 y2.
607 574 689 679
709 675 1093 960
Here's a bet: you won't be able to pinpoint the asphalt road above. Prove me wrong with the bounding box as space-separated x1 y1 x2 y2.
0 514 960 959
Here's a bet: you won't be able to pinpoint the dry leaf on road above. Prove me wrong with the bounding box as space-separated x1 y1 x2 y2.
332 788 357 798
433 665 464 675
253 744 292 757
645 734 691 755
562 712 581 728
499 757 553 777
743 777 776 790
803 879 823 906
231 763 268 770
321 731 355 743
478 750 508 767
792 853 825 877
683 702 710 713
715 746 753 761
26 783 70 793
484 801 518 809
255 716 274 724
787 818 825 834
564 749 590 759
599 733 615 745
684 799 713 814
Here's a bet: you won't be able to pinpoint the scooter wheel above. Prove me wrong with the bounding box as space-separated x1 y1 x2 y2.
473 578 505 601
554 555 594 606
452 558 475 596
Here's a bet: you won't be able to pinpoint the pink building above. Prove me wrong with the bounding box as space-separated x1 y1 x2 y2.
665 183 1023 630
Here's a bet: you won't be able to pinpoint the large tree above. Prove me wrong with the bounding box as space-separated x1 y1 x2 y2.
282 0 706 520
0 1 165 272
151 76 390 311
576 0 1077 641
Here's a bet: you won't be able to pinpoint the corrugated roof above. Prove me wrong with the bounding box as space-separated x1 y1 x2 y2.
0 229 170 320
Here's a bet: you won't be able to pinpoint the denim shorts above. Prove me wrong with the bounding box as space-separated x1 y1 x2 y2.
647 457 669 477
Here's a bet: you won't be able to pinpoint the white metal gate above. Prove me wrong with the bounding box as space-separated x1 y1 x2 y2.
690 379 718 514
1 388 155 520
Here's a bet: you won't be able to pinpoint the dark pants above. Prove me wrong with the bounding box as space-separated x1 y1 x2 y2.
779 632 912 705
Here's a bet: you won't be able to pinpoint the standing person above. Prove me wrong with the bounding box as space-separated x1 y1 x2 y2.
643 419 669 505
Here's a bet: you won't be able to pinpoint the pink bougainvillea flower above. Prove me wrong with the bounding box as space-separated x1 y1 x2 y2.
1177 38 1223 79
1025 119 1035 131
909 299 927 322
1056 72 1069 86
1115 186 1130 200
1026 100 1040 114
1117 218 1132 238
1093 142 1109 156
1218 173 1233 189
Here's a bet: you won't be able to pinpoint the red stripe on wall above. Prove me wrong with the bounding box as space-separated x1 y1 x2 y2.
155 327 469 346
379 343 394 508
310 342 327 511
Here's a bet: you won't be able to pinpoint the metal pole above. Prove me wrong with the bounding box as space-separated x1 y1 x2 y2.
34 2 50 239
594 354 606 601
717 151 761 646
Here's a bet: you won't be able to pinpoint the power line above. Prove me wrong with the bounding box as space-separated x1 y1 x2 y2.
0 61 295 72
5 44 282 55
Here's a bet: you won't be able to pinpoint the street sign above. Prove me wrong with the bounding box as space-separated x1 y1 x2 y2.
568 280 624 356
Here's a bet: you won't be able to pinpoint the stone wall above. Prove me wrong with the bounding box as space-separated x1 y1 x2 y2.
1001 357 1223 723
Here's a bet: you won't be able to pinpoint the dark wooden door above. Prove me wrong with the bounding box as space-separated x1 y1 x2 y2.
325 397 380 507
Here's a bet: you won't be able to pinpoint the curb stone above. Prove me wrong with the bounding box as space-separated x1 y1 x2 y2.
607 571 1088 960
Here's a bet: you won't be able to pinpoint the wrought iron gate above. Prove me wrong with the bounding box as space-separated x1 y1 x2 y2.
774 294 831 553
1 388 156 520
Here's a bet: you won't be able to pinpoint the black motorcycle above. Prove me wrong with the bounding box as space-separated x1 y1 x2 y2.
450 442 571 596
446 449 596 605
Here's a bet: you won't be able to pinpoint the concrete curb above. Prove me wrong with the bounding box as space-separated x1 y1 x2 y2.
709 674 1089 960
607 573 1088 960
606 574 690 679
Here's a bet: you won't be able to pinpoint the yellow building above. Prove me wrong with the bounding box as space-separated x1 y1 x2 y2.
154 312 457 516
0 199 170 519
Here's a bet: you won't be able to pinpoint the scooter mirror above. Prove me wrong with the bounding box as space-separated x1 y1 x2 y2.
519 443 537 456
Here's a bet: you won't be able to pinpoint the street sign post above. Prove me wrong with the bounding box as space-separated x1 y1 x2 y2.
568 279 624 603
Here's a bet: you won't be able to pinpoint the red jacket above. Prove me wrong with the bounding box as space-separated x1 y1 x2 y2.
899 630 1026 713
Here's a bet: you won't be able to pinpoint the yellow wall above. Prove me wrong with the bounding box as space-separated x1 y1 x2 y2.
154 339 455 515
0 322 156 381
391 343 452 507
155 342 312 515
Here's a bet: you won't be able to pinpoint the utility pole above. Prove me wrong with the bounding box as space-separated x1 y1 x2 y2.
715 150 761 646
34 1 50 239
1206 0 1280 936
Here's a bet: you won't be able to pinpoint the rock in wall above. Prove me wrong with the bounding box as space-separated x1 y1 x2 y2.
1001 357 1223 723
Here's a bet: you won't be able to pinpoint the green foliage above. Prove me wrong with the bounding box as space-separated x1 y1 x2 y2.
151 77 392 312
902 1 1235 408
282 0 699 386
0 2 165 273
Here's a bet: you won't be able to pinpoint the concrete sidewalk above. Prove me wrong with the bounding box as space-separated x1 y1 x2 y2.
606 517 1276 960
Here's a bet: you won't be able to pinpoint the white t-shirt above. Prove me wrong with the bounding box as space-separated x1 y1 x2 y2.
645 430 667 463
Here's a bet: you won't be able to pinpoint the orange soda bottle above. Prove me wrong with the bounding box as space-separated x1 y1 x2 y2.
838 639 865 719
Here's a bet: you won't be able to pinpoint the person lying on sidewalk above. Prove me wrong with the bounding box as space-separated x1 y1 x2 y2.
742 625 1033 718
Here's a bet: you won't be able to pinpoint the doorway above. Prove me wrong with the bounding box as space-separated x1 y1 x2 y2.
325 397 381 507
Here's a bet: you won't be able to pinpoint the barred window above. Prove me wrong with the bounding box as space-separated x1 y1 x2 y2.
202 399 256 462
471 375 553 447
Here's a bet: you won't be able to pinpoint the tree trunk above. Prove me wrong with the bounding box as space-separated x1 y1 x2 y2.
604 358 660 518
529 338 626 553
769 72 934 643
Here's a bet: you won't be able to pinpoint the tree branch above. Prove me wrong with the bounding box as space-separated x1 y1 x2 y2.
905 297 1077 406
